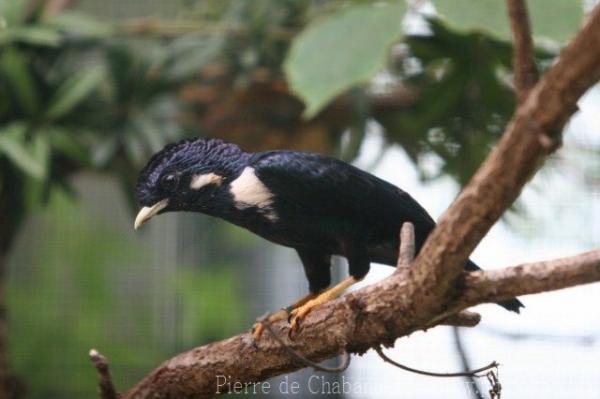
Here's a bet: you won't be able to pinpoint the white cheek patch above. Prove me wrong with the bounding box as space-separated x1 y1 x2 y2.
229 167 278 221
190 173 223 190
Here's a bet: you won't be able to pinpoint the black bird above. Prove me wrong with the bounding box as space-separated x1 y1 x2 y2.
134 138 523 338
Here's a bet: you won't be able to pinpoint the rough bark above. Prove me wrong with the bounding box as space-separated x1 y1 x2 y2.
506 0 539 101
462 250 600 305
119 250 600 399
89 349 119 399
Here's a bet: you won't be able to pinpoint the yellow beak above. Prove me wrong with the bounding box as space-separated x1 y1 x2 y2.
134 199 168 230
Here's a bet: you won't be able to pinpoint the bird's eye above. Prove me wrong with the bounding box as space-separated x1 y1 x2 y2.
160 174 178 192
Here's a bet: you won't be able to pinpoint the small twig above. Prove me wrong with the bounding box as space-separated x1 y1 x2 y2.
487 368 502 399
477 326 599 346
441 310 481 327
396 222 416 270
375 346 498 378
89 349 119 399
256 313 351 373
506 0 538 102
453 326 485 399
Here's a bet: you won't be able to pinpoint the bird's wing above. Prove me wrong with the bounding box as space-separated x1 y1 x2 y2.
250 151 434 226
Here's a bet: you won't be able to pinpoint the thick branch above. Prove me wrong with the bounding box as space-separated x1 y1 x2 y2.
121 250 600 399
462 250 600 305
506 0 539 101
407 4 600 325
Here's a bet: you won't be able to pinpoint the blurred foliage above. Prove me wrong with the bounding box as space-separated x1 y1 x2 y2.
7 188 244 397
8 190 158 397
0 1 588 397
0 0 574 222
173 268 243 343
433 0 583 43
285 2 405 118
283 2 562 183
383 19 521 185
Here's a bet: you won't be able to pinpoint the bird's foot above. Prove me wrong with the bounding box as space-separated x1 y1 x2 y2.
288 296 331 338
251 292 319 343
252 308 290 341
287 276 359 339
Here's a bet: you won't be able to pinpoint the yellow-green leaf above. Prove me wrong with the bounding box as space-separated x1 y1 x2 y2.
0 124 48 180
0 47 40 116
433 0 583 43
285 2 405 119
46 66 105 120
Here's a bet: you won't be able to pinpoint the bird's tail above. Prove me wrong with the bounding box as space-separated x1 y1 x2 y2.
497 298 524 313
465 259 524 313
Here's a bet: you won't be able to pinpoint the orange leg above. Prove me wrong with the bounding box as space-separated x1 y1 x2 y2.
288 276 360 337
252 292 318 341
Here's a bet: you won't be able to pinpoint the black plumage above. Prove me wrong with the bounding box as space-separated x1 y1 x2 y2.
135 137 523 313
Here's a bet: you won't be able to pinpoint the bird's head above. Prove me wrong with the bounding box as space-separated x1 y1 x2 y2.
133 137 247 229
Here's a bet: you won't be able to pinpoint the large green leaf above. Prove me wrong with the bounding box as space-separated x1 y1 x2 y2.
0 124 49 180
0 26 62 46
47 127 91 166
0 47 40 116
285 2 405 119
164 34 226 81
0 0 29 27
433 0 583 43
44 11 114 39
45 66 105 120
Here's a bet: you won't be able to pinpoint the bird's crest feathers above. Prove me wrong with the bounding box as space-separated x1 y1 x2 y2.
135 137 245 206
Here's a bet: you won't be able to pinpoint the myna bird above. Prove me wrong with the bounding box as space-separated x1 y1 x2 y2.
134 138 523 339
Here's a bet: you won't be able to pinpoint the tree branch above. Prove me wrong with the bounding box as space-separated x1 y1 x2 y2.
89 349 119 399
115 5 600 398
406 2 600 326
396 222 415 268
462 250 600 306
120 250 600 399
440 311 481 328
506 0 539 101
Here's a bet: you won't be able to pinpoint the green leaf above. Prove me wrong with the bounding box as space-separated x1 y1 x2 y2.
432 0 583 43
47 127 91 165
0 0 29 26
0 47 39 116
165 34 226 81
285 2 405 119
0 26 62 46
44 11 113 39
0 124 49 180
46 66 105 120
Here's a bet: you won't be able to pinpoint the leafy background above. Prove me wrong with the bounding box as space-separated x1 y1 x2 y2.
0 0 597 398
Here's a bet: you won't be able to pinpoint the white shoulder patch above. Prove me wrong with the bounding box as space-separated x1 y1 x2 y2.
229 167 277 221
190 173 223 190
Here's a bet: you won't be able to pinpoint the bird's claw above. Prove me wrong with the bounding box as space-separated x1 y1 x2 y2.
251 322 264 342
287 304 313 340
251 308 290 343
288 315 300 340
